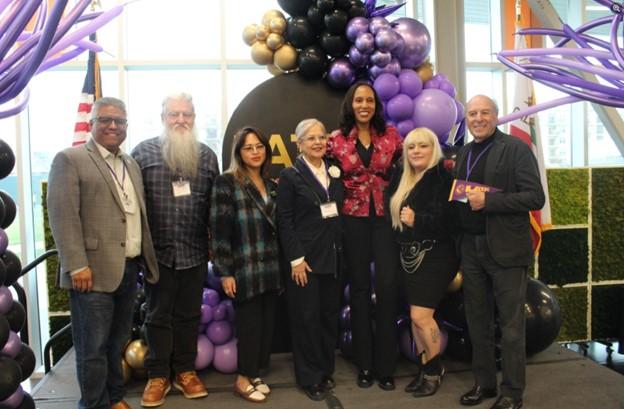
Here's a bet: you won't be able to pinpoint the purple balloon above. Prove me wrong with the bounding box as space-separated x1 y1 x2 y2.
348 45 369 68
398 69 423 98
0 331 20 358
198 323 206 333
206 320 233 345
213 338 238 374
373 73 400 101
0 384 23 409
455 99 465 124
375 28 398 52
368 58 401 79
390 34 405 57
439 79 456 98
340 305 351 330
202 288 220 307
424 76 441 89
392 17 431 69
399 324 420 362
0 286 11 314
370 50 392 68
355 32 375 54
200 304 213 324
338 330 353 357
345 16 370 42
0 229 8 254
386 94 414 121
213 301 228 321
343 284 350 303
327 58 356 89
396 119 415 137
194 334 215 370
221 299 236 323
412 89 458 141
369 16 390 35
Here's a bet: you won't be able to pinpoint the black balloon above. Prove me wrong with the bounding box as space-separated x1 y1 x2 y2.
348 1 367 18
320 31 350 57
316 0 334 13
0 196 5 231
306 5 325 31
278 0 315 17
14 343 35 381
0 356 21 401
444 329 472 361
435 292 468 331
335 0 351 9
0 139 15 180
5 301 25 333
298 45 329 79
0 191 15 229
524 278 562 355
324 9 349 34
18 392 35 409
286 17 317 49
131 324 141 340
1 250 21 287
0 315 8 351
0 258 6 286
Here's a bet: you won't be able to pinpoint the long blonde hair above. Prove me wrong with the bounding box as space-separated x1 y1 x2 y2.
389 128 443 231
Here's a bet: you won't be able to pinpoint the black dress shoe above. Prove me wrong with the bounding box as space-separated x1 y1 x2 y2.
356 370 374 388
460 385 498 406
322 375 335 389
377 376 395 391
302 384 327 401
490 396 523 409
404 372 423 392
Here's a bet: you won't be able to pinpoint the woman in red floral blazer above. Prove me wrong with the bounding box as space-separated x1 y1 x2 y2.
328 81 403 391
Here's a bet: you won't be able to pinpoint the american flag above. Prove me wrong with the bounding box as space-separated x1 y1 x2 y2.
72 33 102 146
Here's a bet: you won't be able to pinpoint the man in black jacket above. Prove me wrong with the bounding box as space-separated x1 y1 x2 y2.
455 95 545 409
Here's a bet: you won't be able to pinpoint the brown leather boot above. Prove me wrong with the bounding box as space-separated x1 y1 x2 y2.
174 371 208 399
140 377 170 407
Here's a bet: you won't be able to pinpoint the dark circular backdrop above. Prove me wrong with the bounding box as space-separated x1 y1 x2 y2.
223 73 345 179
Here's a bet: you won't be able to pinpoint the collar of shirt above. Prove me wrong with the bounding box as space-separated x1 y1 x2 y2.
93 139 123 162
301 155 328 189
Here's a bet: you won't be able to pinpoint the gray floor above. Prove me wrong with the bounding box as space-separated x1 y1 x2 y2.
32 344 624 409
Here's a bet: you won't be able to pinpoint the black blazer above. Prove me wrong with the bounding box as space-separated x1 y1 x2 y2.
455 129 545 267
277 157 344 276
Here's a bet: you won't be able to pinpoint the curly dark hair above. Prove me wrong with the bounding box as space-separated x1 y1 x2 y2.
338 81 386 136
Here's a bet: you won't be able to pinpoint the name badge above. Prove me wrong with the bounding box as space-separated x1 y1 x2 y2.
320 201 339 219
172 180 191 197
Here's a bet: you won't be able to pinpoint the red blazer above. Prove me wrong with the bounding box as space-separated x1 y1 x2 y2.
328 125 402 217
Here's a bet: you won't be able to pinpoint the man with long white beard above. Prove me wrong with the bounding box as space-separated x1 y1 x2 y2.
132 93 219 408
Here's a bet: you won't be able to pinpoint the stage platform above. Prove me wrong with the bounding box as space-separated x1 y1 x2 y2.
32 344 624 409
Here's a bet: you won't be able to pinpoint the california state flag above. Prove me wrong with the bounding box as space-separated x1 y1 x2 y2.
508 33 552 254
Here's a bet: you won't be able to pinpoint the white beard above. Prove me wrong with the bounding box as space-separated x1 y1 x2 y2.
160 126 199 179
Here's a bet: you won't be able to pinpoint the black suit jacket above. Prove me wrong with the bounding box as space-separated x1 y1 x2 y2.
277 157 344 276
455 129 545 267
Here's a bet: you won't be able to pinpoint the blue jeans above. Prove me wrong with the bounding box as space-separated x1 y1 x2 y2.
70 260 138 409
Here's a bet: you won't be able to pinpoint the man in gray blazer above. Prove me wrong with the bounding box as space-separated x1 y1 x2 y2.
48 97 159 409
455 95 545 409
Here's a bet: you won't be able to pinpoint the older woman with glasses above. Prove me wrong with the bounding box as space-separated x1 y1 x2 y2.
210 126 281 403
277 118 344 402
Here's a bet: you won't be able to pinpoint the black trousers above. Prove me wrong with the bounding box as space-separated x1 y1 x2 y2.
144 263 206 379
234 291 278 379
461 234 528 399
286 273 340 387
343 215 399 378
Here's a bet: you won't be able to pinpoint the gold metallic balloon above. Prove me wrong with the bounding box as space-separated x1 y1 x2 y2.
266 33 284 50
255 24 270 41
447 270 463 293
262 9 285 26
274 44 298 71
269 17 287 34
121 358 132 384
267 64 284 76
415 60 434 83
242 24 258 46
124 339 149 370
251 41 274 66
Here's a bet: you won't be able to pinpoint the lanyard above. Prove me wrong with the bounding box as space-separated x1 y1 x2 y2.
466 142 493 180
105 157 128 197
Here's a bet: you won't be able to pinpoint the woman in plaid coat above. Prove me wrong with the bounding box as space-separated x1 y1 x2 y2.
210 127 281 403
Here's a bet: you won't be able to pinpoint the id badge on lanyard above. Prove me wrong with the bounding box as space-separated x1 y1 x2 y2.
172 180 191 197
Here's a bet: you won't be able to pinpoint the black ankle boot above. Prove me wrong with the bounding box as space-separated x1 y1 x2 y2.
412 355 444 398
405 352 424 392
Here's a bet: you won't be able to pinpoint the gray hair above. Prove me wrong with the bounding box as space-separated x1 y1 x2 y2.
92 97 126 119
295 118 326 142
161 92 195 115
467 94 499 115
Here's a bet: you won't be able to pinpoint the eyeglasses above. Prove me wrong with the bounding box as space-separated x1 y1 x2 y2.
166 111 195 119
241 144 266 153
94 117 128 126
303 134 328 143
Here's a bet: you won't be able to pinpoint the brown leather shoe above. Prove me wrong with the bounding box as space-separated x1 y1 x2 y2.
110 400 132 409
140 377 171 407
174 371 208 399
